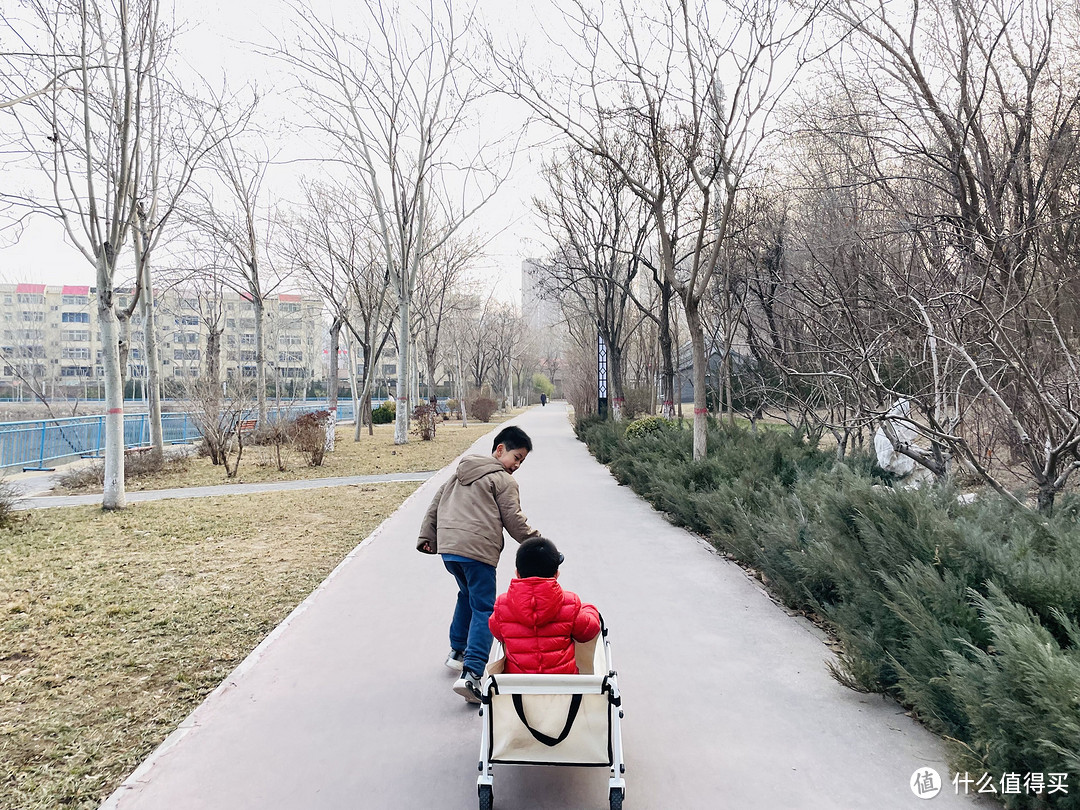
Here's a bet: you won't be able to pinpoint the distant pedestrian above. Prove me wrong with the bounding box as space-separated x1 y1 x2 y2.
417 425 541 703
540 393 547 407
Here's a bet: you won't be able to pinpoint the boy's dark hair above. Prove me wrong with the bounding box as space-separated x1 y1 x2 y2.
516 537 563 578
492 425 532 454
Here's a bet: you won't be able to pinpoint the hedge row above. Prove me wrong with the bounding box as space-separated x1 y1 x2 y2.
576 415 1080 809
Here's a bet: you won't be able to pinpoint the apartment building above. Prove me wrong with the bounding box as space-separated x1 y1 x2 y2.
0 282 325 396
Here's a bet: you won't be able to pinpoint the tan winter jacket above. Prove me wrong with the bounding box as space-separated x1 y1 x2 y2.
417 455 540 567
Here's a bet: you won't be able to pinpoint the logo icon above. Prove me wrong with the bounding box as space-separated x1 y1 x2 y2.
911 768 942 799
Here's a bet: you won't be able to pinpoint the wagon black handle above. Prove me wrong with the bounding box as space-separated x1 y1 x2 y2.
511 693 582 747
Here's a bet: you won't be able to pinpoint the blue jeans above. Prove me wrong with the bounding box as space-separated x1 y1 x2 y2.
443 557 497 676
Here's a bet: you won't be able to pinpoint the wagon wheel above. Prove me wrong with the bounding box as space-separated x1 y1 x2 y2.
478 783 494 810
609 787 624 810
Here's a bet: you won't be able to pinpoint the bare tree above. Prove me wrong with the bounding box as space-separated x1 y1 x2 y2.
127 92 249 460
184 126 288 425
281 0 511 445
493 0 821 458
535 144 652 421
413 226 481 400
784 0 1080 510
0 0 176 508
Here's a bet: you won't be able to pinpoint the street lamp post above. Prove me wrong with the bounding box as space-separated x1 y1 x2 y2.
597 325 608 419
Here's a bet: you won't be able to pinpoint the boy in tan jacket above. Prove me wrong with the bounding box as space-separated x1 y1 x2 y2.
418 425 541 702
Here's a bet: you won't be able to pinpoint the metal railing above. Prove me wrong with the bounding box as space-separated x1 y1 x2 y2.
0 397 454 471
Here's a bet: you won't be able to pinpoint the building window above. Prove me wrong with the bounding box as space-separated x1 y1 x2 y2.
61 311 90 323
61 295 87 305
21 311 44 322
62 330 91 342
175 315 199 326
62 347 91 360
280 302 301 313
17 293 44 305
240 333 255 345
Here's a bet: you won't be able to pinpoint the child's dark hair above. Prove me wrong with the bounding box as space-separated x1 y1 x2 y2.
492 425 532 454
516 537 563 578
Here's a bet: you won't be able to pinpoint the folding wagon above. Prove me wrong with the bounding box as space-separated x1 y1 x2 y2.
476 621 626 810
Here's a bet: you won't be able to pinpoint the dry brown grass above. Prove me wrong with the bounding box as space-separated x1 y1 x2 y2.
56 417 512 494
0 485 419 810
0 412 526 810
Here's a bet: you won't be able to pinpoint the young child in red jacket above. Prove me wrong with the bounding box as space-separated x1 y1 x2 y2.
488 537 601 674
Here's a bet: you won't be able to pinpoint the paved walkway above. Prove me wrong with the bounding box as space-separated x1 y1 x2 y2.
99 403 988 809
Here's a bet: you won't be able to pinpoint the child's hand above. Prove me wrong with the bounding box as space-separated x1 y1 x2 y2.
418 540 435 554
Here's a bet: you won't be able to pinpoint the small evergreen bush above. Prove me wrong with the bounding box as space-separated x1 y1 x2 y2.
371 401 396 424
624 415 672 441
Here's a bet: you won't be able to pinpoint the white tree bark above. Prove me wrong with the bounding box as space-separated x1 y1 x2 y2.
97 271 126 510
393 296 411 445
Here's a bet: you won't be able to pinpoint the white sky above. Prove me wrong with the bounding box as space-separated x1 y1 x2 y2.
0 0 569 303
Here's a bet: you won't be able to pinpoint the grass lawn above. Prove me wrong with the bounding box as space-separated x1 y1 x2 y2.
0 413 518 810
57 417 512 493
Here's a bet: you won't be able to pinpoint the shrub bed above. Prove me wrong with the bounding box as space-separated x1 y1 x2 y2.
576 416 1080 809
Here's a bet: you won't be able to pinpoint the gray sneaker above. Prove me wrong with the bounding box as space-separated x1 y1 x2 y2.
453 670 483 704
444 649 465 672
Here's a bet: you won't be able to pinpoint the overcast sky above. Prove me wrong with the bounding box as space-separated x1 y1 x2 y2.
0 0 566 302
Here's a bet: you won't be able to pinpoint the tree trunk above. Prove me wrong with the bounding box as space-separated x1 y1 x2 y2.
254 297 267 423
686 299 708 461
458 352 468 428
118 313 131 394
98 268 126 511
658 284 675 419
328 317 342 413
141 259 164 459
206 327 222 401
394 296 410 444
327 317 343 453
345 332 361 440
608 340 625 422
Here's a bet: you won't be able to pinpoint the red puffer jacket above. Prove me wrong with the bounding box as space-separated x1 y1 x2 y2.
488 577 601 674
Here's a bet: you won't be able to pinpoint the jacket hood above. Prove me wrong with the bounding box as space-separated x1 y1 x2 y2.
503 577 564 627
456 454 506 486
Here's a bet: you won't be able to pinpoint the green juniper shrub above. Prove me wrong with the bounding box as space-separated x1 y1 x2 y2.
575 414 1080 801
945 585 1080 810
959 500 1080 637
575 415 625 465
371 401 396 425
877 561 984 737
